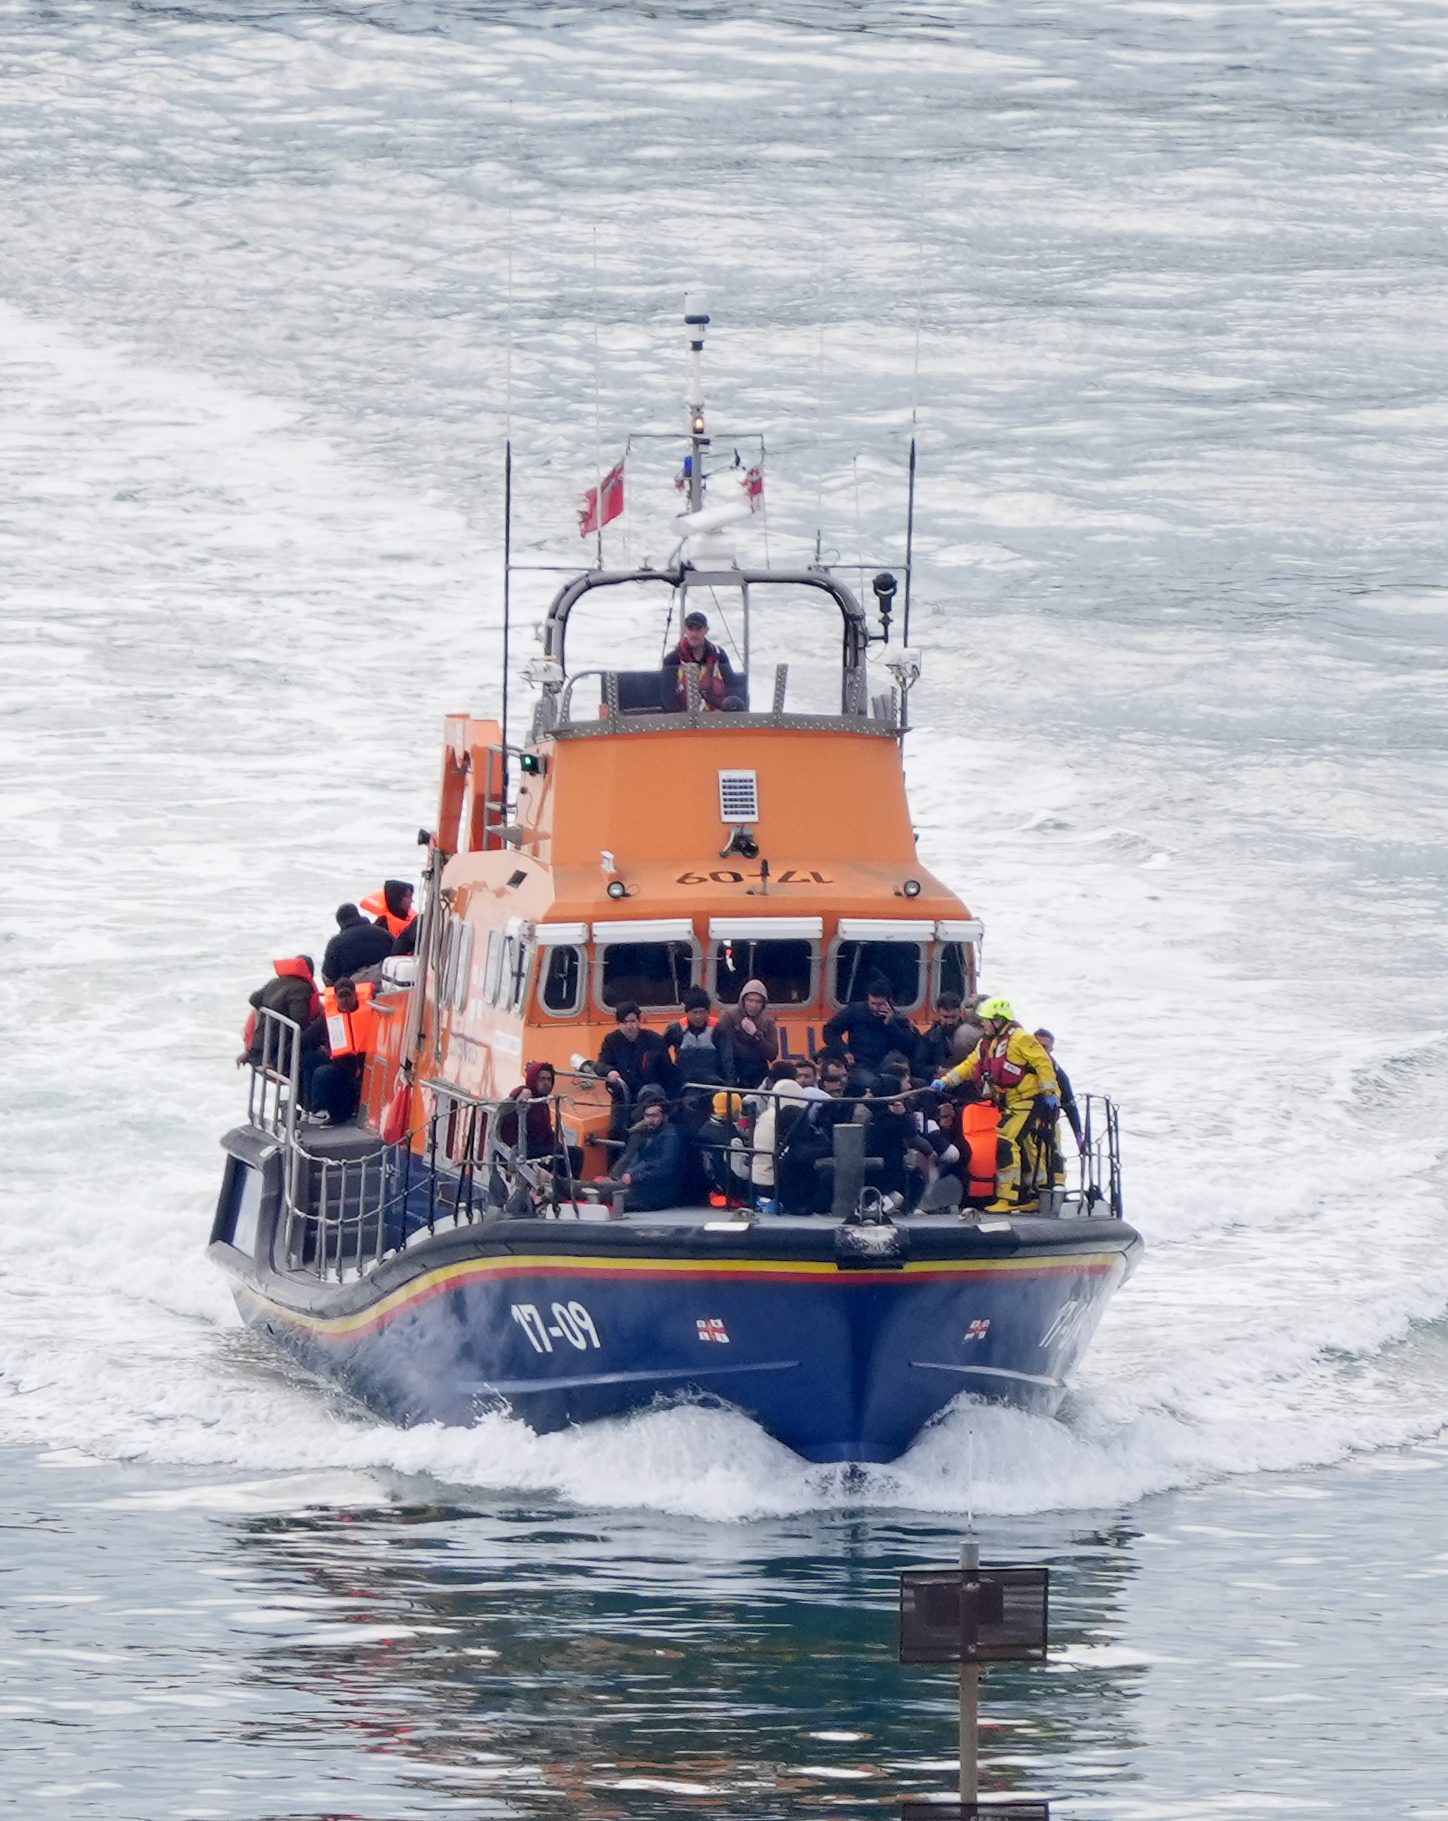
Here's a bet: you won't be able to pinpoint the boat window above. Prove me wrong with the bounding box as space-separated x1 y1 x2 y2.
712 939 814 1007
505 937 533 1014
540 944 585 1017
598 939 695 1011
453 922 475 1011
831 939 924 1012
934 940 971 1006
482 929 503 1005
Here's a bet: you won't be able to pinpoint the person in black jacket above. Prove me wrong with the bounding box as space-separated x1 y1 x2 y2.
593 1090 689 1211
596 1001 671 1140
321 904 395 986
822 976 920 1090
778 1055 855 1215
663 988 726 1088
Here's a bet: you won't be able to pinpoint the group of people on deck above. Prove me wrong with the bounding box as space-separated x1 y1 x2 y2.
237 882 417 1125
239 892 1081 1216
515 972 1080 1217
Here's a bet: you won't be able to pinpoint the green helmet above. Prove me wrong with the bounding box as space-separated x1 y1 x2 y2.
977 996 1015 1023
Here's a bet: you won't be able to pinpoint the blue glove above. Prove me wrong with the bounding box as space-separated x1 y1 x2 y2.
1041 1094 1060 1112
930 1079 948 1094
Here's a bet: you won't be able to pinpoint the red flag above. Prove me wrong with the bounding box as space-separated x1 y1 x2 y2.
579 456 625 536
743 464 764 510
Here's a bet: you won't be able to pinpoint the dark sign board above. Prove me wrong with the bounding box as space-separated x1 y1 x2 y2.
901 1803 1049 1820
899 1566 1049 1664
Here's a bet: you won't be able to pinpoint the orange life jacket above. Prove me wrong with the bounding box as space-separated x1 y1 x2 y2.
959 1101 1000 1201
323 982 377 1057
359 891 416 940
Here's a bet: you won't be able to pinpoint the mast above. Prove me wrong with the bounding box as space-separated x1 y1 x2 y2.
684 291 709 511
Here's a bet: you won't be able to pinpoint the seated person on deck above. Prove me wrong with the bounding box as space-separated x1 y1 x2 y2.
592 1089 689 1212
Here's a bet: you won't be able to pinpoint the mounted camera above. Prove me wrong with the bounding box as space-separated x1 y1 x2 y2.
720 825 760 861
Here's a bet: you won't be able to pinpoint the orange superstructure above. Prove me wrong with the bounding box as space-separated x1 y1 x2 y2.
363 562 981 1176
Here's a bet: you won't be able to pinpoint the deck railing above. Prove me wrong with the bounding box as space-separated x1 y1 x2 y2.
244 1019 1125 1283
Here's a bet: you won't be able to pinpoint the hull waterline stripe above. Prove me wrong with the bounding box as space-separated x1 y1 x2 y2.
910 1360 1066 1390
461 1358 801 1397
237 1249 1126 1342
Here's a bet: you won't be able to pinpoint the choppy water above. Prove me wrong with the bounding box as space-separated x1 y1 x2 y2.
1 1 1446 1814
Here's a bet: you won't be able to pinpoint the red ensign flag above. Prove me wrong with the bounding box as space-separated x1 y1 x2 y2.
579 457 625 536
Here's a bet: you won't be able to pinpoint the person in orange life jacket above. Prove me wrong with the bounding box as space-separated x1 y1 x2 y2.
931 997 1059 1212
714 979 780 1088
238 956 319 1068
663 611 742 711
498 1062 584 1180
360 880 415 941
303 976 376 1124
593 1089 689 1212
321 902 394 986
822 975 919 1089
596 1001 671 1141
663 988 725 1089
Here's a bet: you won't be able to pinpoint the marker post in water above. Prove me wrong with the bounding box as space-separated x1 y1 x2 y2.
897 1540 1050 1819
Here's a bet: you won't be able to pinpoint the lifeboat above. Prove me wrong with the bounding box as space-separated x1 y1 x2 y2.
209 301 1142 1464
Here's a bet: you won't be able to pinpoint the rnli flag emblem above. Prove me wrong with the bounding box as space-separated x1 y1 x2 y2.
965 1319 991 1342
697 1318 730 1344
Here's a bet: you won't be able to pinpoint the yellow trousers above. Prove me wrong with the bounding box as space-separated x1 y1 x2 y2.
994 1100 1048 1207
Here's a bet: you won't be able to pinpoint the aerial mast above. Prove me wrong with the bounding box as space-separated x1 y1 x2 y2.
684 291 709 511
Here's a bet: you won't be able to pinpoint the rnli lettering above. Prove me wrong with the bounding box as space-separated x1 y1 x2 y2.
674 867 833 885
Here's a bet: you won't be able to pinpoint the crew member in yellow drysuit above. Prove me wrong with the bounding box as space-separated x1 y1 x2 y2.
931 997 1059 1212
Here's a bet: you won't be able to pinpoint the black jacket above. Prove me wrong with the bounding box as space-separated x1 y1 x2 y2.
597 1026 671 1097
321 921 395 986
822 1002 919 1077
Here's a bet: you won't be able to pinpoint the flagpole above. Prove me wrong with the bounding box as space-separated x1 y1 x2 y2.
592 229 604 569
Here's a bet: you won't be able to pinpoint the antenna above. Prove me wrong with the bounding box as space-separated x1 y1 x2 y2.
684 291 709 512
592 230 604 568
903 435 917 647
501 440 512 791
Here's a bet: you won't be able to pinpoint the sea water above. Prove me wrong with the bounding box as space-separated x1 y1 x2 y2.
0 1 1445 1814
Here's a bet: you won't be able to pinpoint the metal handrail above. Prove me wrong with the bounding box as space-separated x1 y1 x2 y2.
246 1006 302 1143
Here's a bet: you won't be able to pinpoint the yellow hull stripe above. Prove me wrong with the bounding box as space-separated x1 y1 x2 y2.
237 1248 1127 1341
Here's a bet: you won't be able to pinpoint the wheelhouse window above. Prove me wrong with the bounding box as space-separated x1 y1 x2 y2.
832 939 924 1012
540 945 585 1017
501 935 533 1014
599 940 694 1011
713 939 814 1007
934 940 970 1006
482 928 503 1004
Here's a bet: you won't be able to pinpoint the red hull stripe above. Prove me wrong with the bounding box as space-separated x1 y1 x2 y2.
238 1250 1126 1344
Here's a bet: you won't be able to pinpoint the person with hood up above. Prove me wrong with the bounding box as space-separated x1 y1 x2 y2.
360 880 416 941
592 1088 689 1212
498 1062 583 1181
749 1057 825 1197
321 903 395 986
238 956 319 1068
715 979 779 1087
931 996 1059 1213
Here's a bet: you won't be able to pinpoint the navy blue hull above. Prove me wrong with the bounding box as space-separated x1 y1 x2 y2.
219 1217 1137 1463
